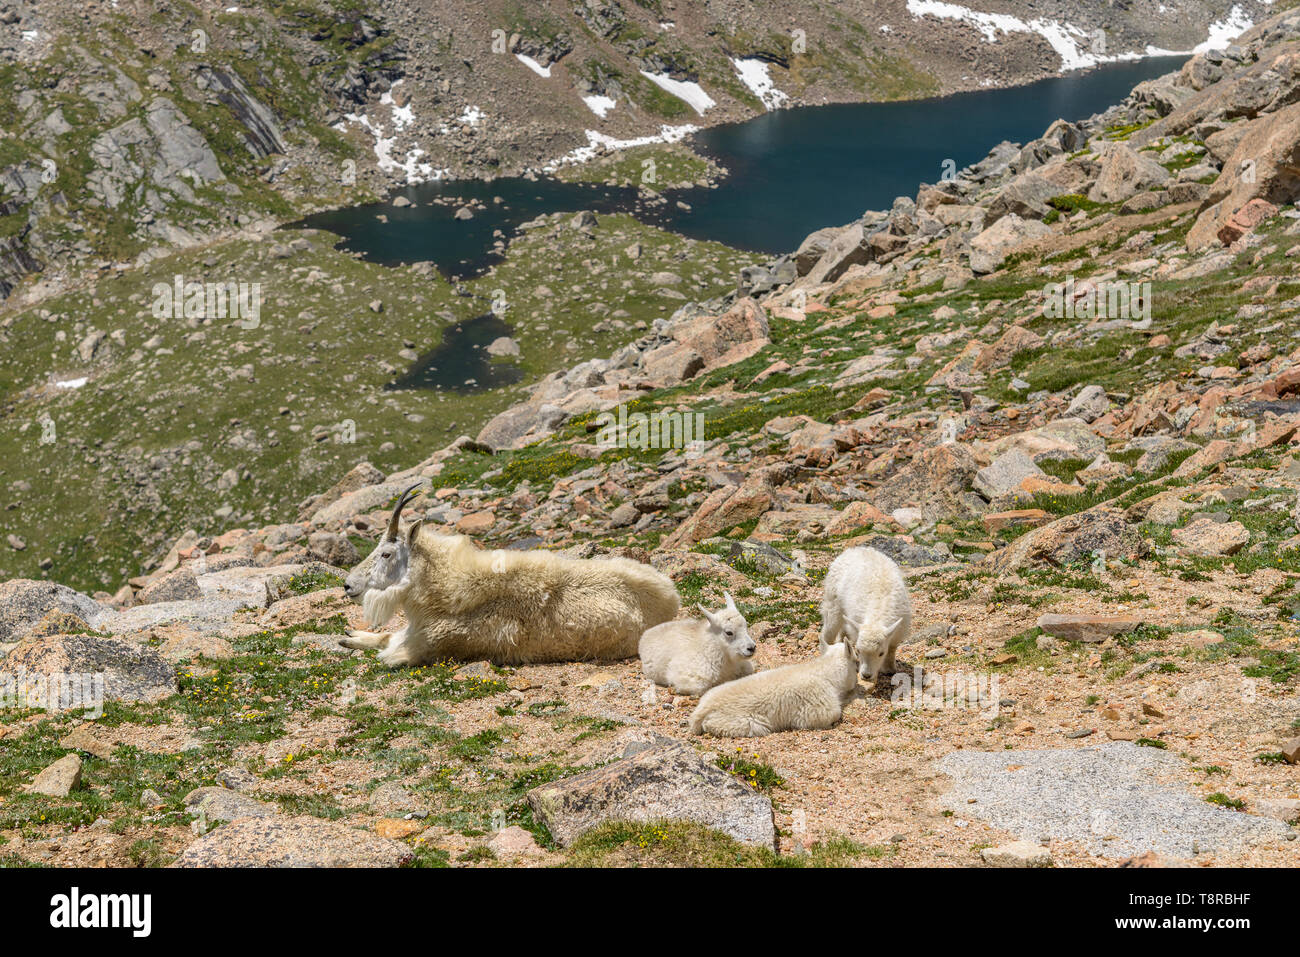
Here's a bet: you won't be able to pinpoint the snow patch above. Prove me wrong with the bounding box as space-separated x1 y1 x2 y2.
335 81 446 185
583 95 617 118
1195 5 1255 52
638 70 715 115
55 377 88 390
904 1 1105 70
733 58 789 110
542 124 700 172
904 0 1255 71
456 105 486 128
516 53 552 78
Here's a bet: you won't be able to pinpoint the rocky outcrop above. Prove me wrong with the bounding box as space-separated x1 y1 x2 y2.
172 816 414 867
526 741 777 848
0 633 177 705
989 507 1149 572
196 68 287 158
0 580 104 642
87 98 227 209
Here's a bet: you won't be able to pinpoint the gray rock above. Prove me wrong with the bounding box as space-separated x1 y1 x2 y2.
87 98 225 208
96 597 248 635
727 540 800 575
1089 144 1170 203
1066 385 1110 423
804 223 873 284
28 754 83 797
1036 613 1143 642
1129 435 1198 473
969 214 1053 274
0 633 177 706
485 336 520 357
527 741 776 848
981 840 1052 867
1172 518 1250 556
975 450 1046 501
987 417 1105 463
608 502 639 528
853 535 953 568
184 787 279 822
0 580 105 641
990 506 1148 572
196 67 286 157
300 462 386 520
172 816 414 867
197 563 323 607
306 532 359 568
137 567 203 604
940 742 1289 858
793 226 843 275
986 170 1061 223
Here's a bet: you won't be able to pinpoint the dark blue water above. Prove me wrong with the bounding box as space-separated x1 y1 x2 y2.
387 312 523 392
291 57 1186 276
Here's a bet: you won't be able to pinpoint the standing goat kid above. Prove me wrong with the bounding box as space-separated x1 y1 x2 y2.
638 592 755 696
820 546 912 685
342 484 681 667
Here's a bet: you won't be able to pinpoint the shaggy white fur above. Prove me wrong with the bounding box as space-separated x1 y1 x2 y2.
689 642 860 738
344 523 680 667
639 592 755 696
820 546 912 684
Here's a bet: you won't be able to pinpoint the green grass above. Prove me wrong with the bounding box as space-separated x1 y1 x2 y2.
1205 792 1245 811
0 211 758 592
715 750 785 792
562 820 879 867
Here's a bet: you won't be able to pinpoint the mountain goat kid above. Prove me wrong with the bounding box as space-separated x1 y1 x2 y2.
341 484 681 667
638 592 755 696
689 641 859 737
820 546 912 686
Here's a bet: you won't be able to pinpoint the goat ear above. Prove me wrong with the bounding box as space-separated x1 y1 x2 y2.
884 617 905 638
406 519 423 547
724 591 736 610
698 604 718 627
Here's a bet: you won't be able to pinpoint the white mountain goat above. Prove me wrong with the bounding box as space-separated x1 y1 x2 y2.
638 592 755 696
819 546 912 685
341 483 681 667
689 641 859 737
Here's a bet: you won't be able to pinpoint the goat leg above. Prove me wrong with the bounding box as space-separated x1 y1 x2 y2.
341 629 392 650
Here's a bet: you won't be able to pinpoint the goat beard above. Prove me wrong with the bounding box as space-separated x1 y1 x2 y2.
362 579 408 628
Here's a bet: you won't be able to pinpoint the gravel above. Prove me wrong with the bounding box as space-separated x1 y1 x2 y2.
938 741 1290 859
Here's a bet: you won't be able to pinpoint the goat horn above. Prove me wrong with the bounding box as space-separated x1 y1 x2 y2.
385 481 424 541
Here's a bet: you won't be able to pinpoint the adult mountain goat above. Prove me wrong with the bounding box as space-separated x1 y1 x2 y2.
341 484 681 667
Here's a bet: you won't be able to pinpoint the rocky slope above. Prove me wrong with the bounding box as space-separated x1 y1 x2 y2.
3 6 1300 868
0 0 1273 299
